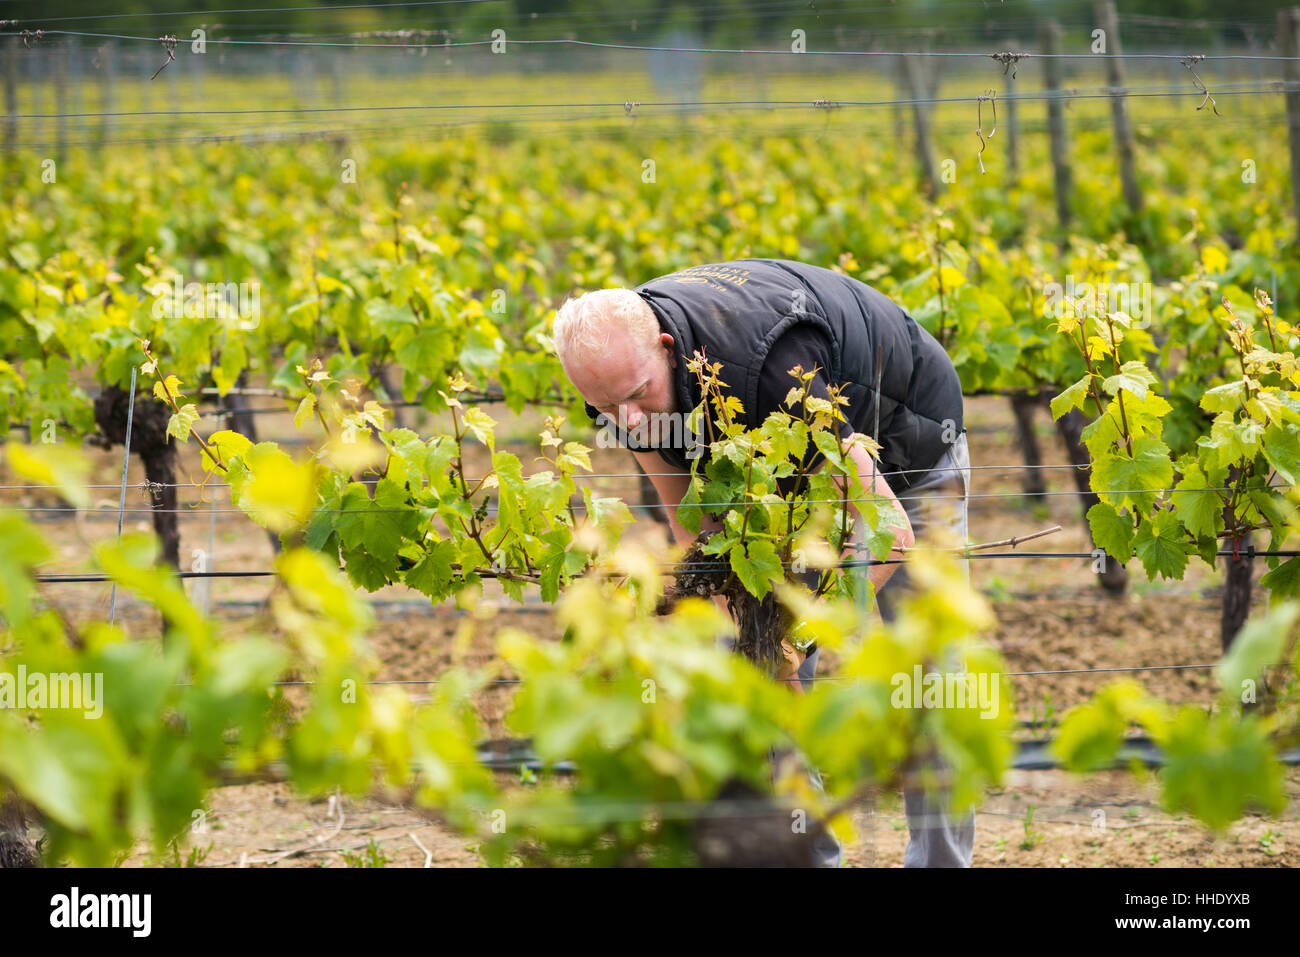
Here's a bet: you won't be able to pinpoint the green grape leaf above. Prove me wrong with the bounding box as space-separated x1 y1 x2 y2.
0 717 124 832
206 430 253 472
1200 379 1249 414
1132 511 1190 581
1083 392 1172 454
293 396 316 433
0 511 52 625
811 430 847 471
1049 374 1093 420
232 443 318 532
1052 682 1148 772
729 537 783 600
459 327 504 378
1170 462 1225 539
152 375 182 403
405 539 457 601
304 508 336 552
364 298 418 339
759 411 808 464
1262 424 1300 486
213 339 248 397
1101 361 1157 400
1259 557 1300 601
166 403 200 443
461 406 496 449
1091 434 1173 510
581 487 633 546
678 478 704 535
1197 412 1261 473
1158 710 1286 832
1086 502 1135 562
340 544 392 592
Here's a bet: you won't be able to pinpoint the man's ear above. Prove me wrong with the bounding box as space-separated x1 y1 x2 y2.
660 333 677 369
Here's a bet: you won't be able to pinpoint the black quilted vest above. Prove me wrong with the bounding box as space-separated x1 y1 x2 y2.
584 258 964 489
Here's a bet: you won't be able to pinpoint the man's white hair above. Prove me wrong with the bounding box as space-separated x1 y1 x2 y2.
552 288 659 370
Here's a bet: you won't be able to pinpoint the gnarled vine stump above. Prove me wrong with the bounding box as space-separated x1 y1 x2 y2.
93 385 181 570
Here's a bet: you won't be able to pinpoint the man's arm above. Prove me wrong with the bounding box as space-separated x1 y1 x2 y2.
630 449 734 622
844 439 915 595
631 450 713 549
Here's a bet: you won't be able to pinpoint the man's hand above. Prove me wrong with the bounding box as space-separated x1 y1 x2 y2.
844 438 914 595
774 639 806 696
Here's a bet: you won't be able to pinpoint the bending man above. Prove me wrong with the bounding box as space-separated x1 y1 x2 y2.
552 258 973 868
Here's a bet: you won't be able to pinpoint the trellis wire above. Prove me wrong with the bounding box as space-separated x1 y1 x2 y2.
0 463 1187 490
27 12 1276 45
7 83 1295 122
7 106 1287 151
185 582 1261 613
7 481 1292 511
28 546 1300 583
263 660 1225 687
80 575 1281 618
6 27 1298 60
18 0 497 22
4 0 1186 28
10 0 1255 29
0 458 1280 490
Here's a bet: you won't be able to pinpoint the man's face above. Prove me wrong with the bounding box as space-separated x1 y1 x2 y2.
567 330 678 435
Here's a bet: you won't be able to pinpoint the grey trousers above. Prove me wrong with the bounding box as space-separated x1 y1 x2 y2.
799 432 975 867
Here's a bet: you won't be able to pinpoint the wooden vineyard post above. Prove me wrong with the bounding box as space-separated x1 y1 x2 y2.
68 36 81 138
54 39 67 158
1041 20 1072 231
189 30 204 107
26 35 42 144
1095 0 1143 216
92 386 183 572
1279 8 1300 246
899 48 940 197
138 40 151 118
892 55 905 143
100 42 115 145
1010 392 1047 496
1042 20 1126 591
1004 40 1020 182
332 49 345 111
1220 468 1255 653
4 37 17 147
